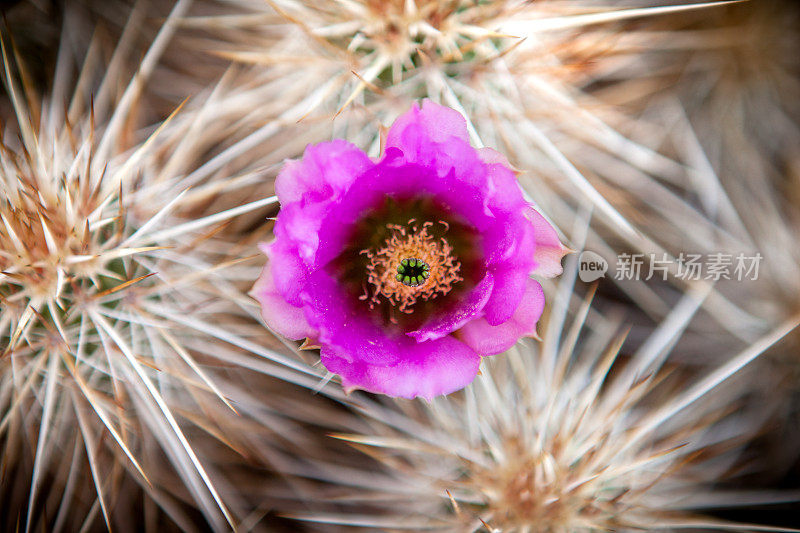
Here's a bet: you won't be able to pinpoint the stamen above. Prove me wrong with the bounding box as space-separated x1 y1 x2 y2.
361 220 462 313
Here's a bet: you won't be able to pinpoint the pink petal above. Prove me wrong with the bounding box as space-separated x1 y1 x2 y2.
407 273 494 343
386 100 470 153
528 206 570 278
301 269 406 366
250 258 316 341
266 239 309 307
321 335 481 400
484 162 527 214
275 140 372 206
459 278 545 356
481 265 531 326
275 202 325 264
477 147 511 167
481 213 533 265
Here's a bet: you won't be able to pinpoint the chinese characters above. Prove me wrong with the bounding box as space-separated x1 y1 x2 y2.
613 253 762 281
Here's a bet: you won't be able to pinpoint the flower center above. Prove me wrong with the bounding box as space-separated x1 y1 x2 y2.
361 220 462 313
396 258 430 286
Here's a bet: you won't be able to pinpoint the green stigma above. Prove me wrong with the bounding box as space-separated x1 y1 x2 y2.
396 257 430 287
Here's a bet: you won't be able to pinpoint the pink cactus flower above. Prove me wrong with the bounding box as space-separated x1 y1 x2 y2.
252 100 568 399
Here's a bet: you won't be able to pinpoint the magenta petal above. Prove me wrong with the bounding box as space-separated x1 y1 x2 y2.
484 211 540 274
276 202 325 264
459 278 545 356
483 160 527 215
250 259 316 341
321 335 481 400
528 206 569 278
275 140 372 206
301 270 405 366
407 273 494 343
482 265 531 326
267 239 309 307
386 100 470 154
